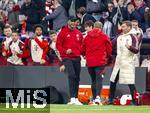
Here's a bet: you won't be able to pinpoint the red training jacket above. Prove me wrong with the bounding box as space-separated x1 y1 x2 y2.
56 26 83 60
81 28 112 67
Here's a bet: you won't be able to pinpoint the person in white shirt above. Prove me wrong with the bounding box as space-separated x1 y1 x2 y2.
25 24 49 65
7 31 28 65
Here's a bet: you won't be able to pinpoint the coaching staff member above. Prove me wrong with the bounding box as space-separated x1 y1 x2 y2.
56 17 83 105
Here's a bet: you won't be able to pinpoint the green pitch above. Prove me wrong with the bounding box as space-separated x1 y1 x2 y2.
0 103 49 113
0 104 150 113
50 104 150 113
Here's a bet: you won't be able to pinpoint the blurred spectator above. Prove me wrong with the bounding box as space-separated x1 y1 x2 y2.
17 0 24 8
0 9 7 23
32 0 48 34
143 27 150 38
0 0 9 10
127 0 146 32
101 11 113 37
76 7 96 32
32 0 45 20
145 0 150 7
43 0 55 34
61 0 86 16
107 2 115 21
111 0 128 35
86 0 110 17
20 0 40 32
7 1 20 30
0 9 5 34
43 0 68 31
144 7 150 29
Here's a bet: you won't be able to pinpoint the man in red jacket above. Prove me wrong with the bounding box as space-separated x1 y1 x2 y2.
56 17 83 105
25 24 49 65
81 21 112 105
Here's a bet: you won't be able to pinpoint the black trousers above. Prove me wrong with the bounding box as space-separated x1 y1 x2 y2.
88 66 105 99
63 57 81 98
109 71 137 104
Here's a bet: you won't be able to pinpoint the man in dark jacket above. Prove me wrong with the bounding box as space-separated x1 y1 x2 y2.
127 1 146 32
76 7 96 32
20 0 40 32
56 17 83 105
61 0 86 15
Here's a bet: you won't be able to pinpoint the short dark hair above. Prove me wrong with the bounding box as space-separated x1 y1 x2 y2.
127 2 134 7
68 16 77 22
84 20 94 28
11 30 21 37
12 30 20 35
122 21 132 28
33 24 44 32
107 2 114 6
131 20 138 23
49 30 57 35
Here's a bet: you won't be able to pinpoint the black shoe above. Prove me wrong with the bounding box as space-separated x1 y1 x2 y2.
130 102 139 106
106 100 113 105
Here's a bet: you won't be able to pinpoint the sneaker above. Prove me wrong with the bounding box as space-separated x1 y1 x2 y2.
88 100 97 105
67 97 76 105
75 98 83 105
94 96 102 105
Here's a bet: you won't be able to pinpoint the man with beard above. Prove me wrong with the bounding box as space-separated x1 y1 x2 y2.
56 17 83 105
7 31 29 65
108 21 139 105
2 25 13 57
25 24 49 65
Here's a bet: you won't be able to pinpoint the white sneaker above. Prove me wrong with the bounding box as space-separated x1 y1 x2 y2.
94 96 102 105
75 98 83 105
67 97 76 105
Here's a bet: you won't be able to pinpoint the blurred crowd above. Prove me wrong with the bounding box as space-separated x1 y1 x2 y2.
0 0 150 66
0 0 149 37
